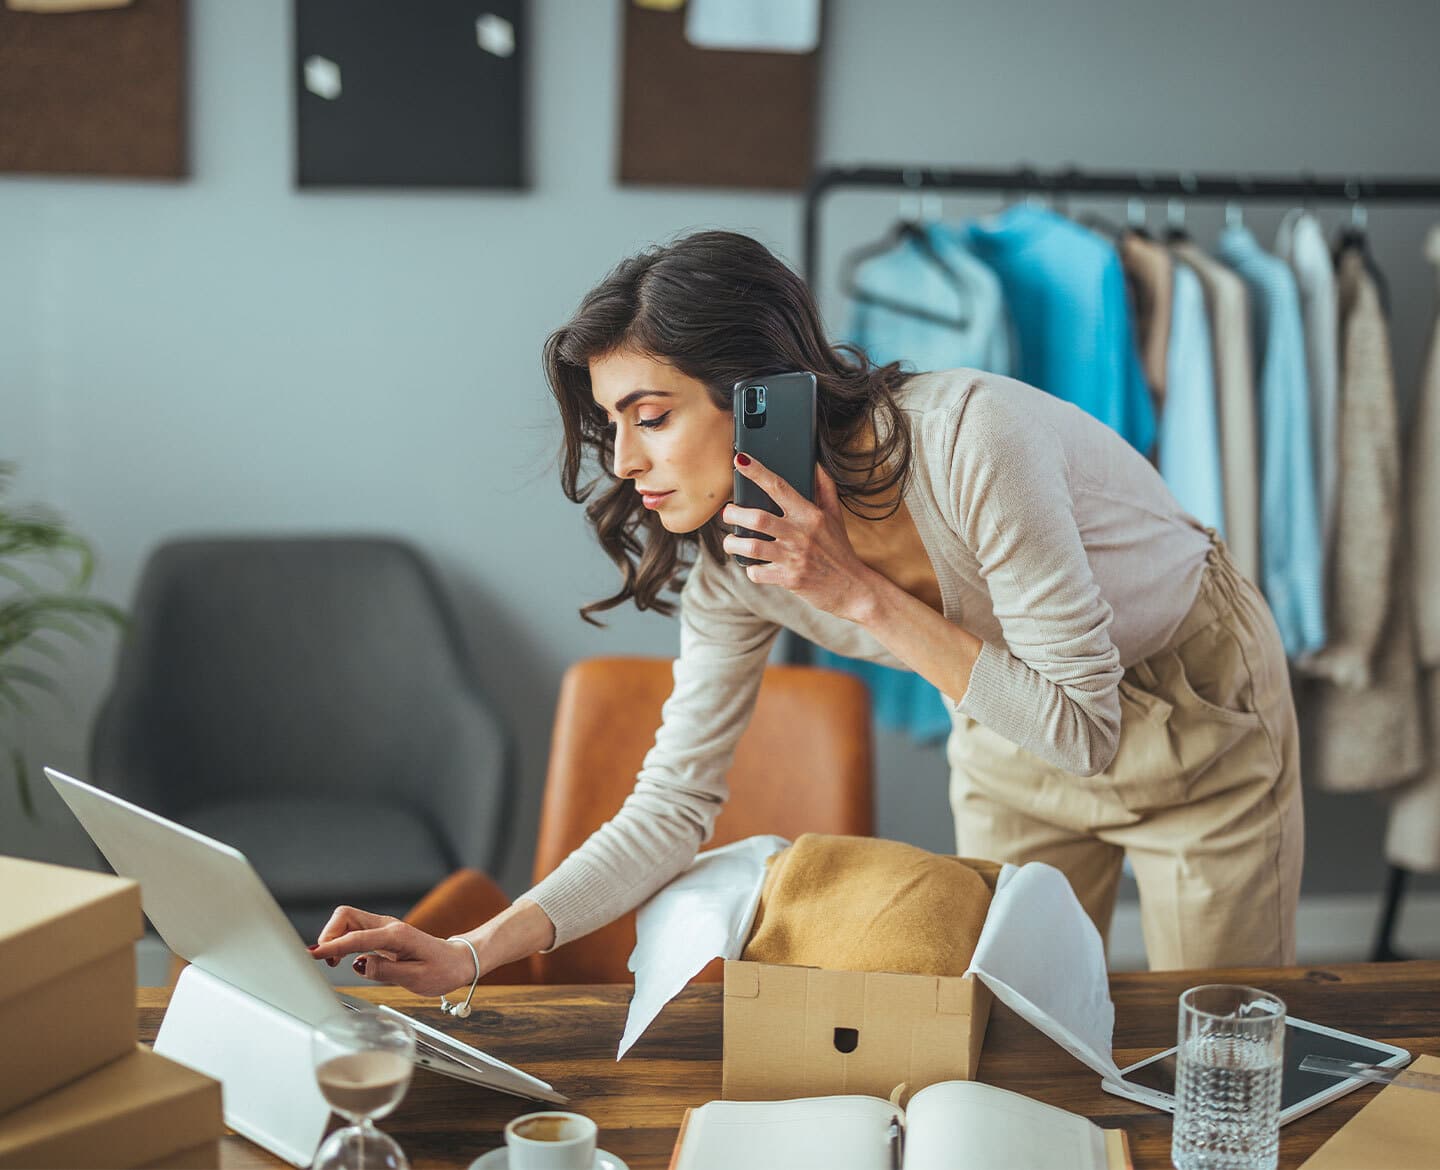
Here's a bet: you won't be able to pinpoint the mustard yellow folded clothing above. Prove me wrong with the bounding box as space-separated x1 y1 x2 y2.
741 834 998 977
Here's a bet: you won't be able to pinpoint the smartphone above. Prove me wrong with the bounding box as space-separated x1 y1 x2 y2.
732 371 818 567
1100 1016 1411 1127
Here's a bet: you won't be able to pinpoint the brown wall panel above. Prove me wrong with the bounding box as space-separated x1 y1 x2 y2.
0 0 187 179
619 4 818 191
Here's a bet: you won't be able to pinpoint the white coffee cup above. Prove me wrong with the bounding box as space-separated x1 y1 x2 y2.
502 1111 598 1170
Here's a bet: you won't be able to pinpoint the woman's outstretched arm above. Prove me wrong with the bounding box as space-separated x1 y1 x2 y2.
309 897 556 995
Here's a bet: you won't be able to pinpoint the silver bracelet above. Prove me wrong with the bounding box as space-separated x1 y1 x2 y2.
440 935 481 1019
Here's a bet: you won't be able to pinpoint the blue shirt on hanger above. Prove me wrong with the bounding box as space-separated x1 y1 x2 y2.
1217 225 1326 659
1159 260 1227 535
848 223 1015 378
963 205 1157 455
815 224 1017 744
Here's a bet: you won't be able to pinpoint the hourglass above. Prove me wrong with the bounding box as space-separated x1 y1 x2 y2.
311 1008 415 1170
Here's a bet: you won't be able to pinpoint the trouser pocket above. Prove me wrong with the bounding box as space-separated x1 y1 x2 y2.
1087 622 1268 814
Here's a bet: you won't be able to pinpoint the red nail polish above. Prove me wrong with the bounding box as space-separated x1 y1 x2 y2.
307 945 319 952
353 957 368 975
735 453 751 467
327 957 338 967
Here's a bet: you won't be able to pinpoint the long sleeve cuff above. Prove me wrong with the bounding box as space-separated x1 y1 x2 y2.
523 846 696 953
522 859 622 952
954 639 1119 776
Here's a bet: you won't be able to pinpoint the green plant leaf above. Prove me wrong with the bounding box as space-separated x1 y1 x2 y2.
0 527 93 589
1 463 126 816
0 675 35 716
0 666 31 701
13 633 67 667
0 561 48 593
0 662 66 698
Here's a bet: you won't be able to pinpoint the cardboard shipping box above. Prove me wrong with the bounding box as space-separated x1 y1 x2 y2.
0 857 142 1114
722 861 1001 1102
722 961 993 1101
0 1045 223 1170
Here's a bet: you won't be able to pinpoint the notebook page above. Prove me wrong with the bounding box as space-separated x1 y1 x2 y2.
902 1081 1108 1170
674 1096 899 1170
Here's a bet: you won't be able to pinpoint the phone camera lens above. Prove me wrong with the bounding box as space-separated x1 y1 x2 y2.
744 386 767 415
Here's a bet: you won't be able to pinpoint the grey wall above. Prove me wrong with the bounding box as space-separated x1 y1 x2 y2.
3 0 1439 905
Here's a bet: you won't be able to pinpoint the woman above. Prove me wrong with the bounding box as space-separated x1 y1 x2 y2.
311 230 1303 994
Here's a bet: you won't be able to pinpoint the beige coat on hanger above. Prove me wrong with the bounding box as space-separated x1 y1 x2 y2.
1119 231 1174 406
1307 247 1423 793
1386 224 1440 872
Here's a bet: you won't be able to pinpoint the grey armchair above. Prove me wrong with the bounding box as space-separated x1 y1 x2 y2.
91 536 509 942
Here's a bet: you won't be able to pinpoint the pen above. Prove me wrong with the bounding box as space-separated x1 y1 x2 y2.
887 1115 903 1170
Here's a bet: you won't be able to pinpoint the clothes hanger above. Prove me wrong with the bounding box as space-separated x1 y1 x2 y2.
1128 197 1153 237
1336 180 1392 315
1078 195 1152 243
1164 195 1190 243
1017 164 1054 212
1223 175 1255 239
1336 179 1370 251
838 170 974 332
1050 165 1080 220
1164 173 1198 242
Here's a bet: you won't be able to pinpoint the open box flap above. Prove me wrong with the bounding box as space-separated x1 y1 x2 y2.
965 862 1123 1082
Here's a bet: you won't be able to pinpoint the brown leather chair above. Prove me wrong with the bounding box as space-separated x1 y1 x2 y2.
405 655 873 983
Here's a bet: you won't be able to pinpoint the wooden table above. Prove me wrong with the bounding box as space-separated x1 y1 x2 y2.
138 960 1440 1170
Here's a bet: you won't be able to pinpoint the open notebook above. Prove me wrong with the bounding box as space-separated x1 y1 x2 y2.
668 1080 1131 1170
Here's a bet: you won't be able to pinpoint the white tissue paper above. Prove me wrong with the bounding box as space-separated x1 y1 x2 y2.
963 861 1123 1082
618 834 789 1059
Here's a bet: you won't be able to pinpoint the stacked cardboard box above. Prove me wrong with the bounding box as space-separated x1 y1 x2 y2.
0 857 224 1169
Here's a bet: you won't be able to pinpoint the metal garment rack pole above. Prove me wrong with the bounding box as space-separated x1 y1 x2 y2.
801 162 1440 288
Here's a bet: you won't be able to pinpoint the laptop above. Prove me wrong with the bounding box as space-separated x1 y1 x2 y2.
44 767 565 1106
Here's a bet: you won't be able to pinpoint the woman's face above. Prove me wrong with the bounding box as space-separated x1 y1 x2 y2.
589 348 734 534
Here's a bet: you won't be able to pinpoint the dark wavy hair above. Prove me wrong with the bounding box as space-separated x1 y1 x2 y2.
544 230 913 625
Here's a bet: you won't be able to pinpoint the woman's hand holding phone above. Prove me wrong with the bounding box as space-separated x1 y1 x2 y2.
723 455 881 624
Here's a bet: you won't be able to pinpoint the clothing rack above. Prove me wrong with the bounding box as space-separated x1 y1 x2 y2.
800 161 1440 964
802 162 1440 289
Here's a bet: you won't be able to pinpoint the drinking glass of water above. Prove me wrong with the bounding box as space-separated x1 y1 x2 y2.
311 1007 416 1170
1171 984 1286 1170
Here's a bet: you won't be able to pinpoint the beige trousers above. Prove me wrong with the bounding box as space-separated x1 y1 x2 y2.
949 537 1304 970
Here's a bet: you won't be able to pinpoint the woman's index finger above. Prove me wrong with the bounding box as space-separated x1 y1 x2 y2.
315 905 387 945
736 452 801 509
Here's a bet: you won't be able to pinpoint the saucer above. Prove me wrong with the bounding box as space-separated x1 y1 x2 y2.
467 1147 629 1170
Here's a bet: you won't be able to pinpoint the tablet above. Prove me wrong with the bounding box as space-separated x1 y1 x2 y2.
1101 1017 1411 1126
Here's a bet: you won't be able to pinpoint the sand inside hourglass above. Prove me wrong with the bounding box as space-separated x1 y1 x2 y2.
316 1051 413 1117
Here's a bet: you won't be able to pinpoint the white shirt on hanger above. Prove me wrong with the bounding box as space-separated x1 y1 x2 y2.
1276 209 1341 571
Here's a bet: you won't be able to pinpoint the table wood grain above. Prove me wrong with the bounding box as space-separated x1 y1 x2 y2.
137 960 1440 1170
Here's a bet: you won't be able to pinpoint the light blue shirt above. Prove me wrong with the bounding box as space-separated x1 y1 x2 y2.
963 206 1157 455
1159 261 1226 534
1217 226 1326 658
847 223 1015 377
817 225 1018 743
